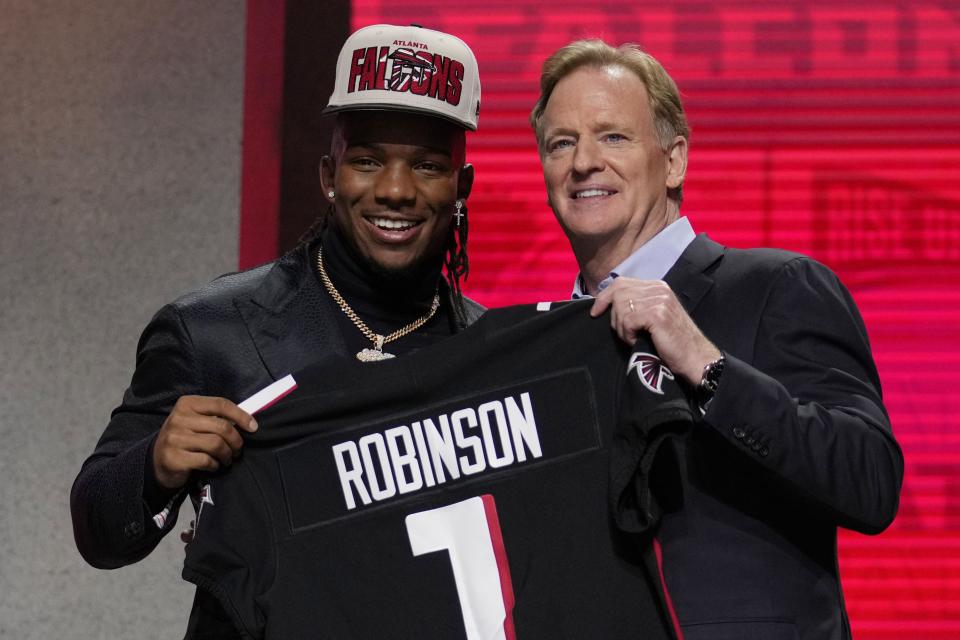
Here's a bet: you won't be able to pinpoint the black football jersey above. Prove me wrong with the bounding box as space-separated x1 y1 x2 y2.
183 300 692 639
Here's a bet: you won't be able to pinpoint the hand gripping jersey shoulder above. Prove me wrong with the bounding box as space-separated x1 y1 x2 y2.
183 300 693 639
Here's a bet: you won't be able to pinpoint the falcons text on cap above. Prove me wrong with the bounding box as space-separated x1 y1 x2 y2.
347 45 464 106
627 352 675 395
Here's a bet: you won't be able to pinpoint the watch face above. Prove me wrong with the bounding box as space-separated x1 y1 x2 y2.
701 357 725 393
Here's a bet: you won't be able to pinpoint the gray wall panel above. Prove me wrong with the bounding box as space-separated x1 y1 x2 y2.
0 3 245 637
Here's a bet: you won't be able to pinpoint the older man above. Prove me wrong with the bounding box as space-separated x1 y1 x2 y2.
71 23 483 635
531 39 903 640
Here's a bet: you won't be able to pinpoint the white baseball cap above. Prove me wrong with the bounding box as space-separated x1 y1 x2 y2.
324 24 481 131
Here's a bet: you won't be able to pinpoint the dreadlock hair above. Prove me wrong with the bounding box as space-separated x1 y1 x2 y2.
444 200 470 322
297 206 332 246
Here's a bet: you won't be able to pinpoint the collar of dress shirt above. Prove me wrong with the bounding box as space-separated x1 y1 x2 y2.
571 216 697 299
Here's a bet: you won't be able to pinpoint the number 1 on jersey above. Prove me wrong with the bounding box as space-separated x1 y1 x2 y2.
405 495 517 640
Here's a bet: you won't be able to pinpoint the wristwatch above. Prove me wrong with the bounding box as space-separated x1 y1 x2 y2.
697 354 726 410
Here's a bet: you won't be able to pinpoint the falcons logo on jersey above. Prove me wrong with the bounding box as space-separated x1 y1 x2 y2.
627 352 675 395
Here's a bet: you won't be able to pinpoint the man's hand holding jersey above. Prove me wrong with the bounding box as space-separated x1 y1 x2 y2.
590 277 720 386
153 395 258 490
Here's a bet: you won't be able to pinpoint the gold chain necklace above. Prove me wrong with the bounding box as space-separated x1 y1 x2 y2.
316 245 440 362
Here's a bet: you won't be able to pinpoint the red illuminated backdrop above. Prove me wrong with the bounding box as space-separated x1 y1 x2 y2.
244 2 960 636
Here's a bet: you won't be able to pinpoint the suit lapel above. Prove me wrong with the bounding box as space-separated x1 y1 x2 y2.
664 234 724 315
234 244 348 380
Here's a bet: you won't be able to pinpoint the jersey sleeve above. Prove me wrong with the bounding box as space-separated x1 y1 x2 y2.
182 467 274 639
609 333 694 535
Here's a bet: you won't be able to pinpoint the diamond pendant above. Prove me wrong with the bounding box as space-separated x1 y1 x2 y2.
356 348 396 362
356 334 395 361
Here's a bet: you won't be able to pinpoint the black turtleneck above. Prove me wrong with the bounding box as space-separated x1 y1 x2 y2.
314 223 456 358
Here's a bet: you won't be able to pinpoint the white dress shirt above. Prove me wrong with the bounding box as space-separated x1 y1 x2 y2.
571 217 697 299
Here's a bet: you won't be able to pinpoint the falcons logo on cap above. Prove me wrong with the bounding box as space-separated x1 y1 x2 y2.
627 352 675 395
388 48 436 92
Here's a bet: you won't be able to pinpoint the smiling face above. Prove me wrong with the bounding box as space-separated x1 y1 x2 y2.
320 111 472 276
539 65 686 275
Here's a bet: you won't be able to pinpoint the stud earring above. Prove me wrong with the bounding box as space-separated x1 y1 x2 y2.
328 190 335 199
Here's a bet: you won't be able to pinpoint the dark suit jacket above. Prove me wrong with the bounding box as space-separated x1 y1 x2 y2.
656 235 903 640
70 243 484 632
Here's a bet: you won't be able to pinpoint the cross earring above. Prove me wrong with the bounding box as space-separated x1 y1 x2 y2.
454 200 464 227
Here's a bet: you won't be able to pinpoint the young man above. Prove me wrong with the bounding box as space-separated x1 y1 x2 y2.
71 23 483 635
531 39 903 640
